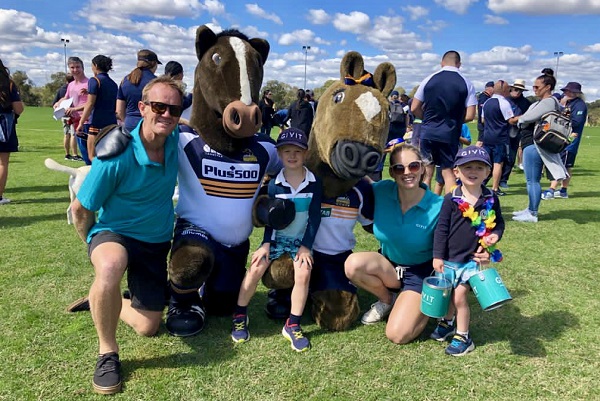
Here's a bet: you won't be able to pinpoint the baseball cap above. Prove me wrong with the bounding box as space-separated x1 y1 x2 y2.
275 128 308 149
391 90 399 97
454 146 491 168
485 81 494 88
137 49 162 65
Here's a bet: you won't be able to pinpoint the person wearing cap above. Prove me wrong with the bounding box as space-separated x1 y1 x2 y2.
431 145 505 356
231 128 322 352
507 79 532 172
117 49 161 132
164 61 193 120
479 80 516 196
542 81 588 200
477 81 495 142
411 50 477 193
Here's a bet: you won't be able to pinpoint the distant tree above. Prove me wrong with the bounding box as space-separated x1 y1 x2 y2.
394 86 406 95
313 79 337 100
11 70 41 106
262 80 295 111
408 85 419 98
38 72 67 106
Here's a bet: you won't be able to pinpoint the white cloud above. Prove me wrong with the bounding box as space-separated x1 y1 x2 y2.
583 43 600 52
484 14 509 24
469 46 530 65
403 6 429 20
84 0 204 19
241 25 269 39
488 0 600 14
278 29 315 46
332 11 371 34
245 4 282 25
307 9 330 24
365 16 432 53
418 19 449 33
434 0 479 14
203 0 225 15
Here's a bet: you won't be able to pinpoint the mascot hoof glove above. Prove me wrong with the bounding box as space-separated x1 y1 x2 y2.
264 289 291 320
166 303 206 337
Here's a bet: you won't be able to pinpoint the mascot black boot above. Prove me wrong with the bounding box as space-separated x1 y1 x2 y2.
165 282 206 337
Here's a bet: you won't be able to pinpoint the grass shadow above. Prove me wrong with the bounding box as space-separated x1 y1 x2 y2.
7 185 66 194
541 208 600 223
0 213 67 227
473 302 579 357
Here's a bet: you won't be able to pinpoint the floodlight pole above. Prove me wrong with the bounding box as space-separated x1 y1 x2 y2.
302 45 311 90
554 51 564 81
61 38 70 74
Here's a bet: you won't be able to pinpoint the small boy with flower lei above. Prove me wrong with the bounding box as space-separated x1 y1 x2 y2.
431 145 505 356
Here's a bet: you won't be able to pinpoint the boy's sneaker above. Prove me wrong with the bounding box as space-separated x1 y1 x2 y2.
512 210 538 223
430 320 456 342
0 197 11 205
445 334 475 356
231 314 250 343
282 323 310 352
93 352 122 394
73 155 84 162
65 154 72 160
360 292 397 325
499 182 509 189
555 189 568 199
541 189 554 200
494 189 506 197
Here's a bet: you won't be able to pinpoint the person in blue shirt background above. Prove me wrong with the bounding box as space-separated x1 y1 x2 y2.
116 49 160 132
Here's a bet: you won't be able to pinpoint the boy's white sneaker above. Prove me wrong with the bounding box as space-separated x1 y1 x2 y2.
512 210 538 223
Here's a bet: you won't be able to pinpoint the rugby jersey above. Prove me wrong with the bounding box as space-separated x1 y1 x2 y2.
312 178 374 255
176 128 281 246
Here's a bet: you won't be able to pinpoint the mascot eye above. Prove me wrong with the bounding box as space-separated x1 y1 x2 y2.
333 91 345 103
212 53 222 66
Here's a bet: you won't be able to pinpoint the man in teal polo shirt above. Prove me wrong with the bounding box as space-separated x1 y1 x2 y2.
71 75 183 395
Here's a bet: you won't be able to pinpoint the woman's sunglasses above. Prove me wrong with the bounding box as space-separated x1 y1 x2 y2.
144 101 183 117
391 161 422 174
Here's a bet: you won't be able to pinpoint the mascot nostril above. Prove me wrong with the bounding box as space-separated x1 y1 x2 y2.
331 141 382 180
222 100 260 138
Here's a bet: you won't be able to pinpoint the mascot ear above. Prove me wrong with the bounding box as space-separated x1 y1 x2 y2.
196 25 218 61
373 62 397 98
340 51 365 80
249 38 270 65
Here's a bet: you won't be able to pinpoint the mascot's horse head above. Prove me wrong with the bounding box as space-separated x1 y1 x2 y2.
189 25 270 154
306 51 396 198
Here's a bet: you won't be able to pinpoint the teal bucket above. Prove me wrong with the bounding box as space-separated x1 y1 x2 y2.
468 268 512 311
420 276 452 318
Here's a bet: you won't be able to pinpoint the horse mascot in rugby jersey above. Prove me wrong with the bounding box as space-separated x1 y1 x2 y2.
257 51 396 331
166 25 290 336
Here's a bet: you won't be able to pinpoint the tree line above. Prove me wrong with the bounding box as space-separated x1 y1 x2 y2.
10 70 600 126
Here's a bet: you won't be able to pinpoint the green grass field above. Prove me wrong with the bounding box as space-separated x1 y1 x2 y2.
1 108 599 400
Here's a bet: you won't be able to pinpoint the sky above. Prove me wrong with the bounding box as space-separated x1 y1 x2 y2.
1 0 600 101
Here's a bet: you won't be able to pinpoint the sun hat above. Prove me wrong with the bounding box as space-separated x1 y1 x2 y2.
560 82 582 94
510 79 528 91
455 146 491 168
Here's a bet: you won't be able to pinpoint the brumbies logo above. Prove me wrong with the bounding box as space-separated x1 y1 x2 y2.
242 149 257 162
336 196 351 207
200 159 261 198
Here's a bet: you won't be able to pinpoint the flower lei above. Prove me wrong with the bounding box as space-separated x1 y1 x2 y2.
453 196 503 263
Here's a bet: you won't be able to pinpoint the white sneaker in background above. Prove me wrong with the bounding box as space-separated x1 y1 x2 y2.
512 210 538 223
512 208 530 216
0 197 11 205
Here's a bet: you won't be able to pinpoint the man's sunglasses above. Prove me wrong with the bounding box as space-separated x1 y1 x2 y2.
391 161 422 174
144 101 183 117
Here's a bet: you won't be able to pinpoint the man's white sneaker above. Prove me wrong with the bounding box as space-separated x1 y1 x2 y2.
512 208 530 216
512 210 538 223
361 292 397 325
